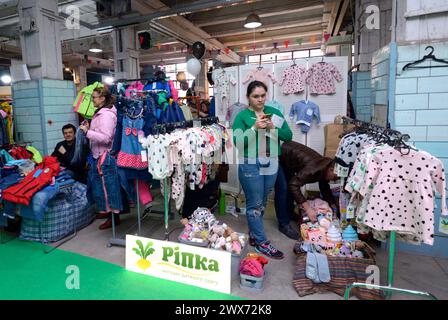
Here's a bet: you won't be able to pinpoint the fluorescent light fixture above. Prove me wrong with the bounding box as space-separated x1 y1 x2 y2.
1 74 12 84
244 13 262 29
89 39 103 53
104 76 114 85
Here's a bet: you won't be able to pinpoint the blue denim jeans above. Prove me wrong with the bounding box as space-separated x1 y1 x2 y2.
88 153 123 212
238 158 278 245
274 163 296 227
20 173 75 222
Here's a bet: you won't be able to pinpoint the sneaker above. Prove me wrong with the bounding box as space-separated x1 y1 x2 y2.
255 241 284 260
279 224 300 240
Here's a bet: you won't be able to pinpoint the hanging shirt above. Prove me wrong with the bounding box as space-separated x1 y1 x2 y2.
279 64 307 94
358 148 447 245
306 62 343 95
289 100 321 133
243 68 277 87
212 69 237 99
139 134 172 180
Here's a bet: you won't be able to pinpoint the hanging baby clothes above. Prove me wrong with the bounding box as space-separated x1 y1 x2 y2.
212 69 237 115
279 64 307 94
243 67 276 100
226 102 248 126
289 100 321 133
334 132 375 179
243 67 277 87
117 117 147 169
352 147 447 245
306 62 343 95
125 81 144 98
139 133 172 180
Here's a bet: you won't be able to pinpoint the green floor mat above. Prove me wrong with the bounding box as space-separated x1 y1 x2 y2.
0 238 242 300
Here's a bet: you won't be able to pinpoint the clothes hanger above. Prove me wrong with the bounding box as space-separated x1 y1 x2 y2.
402 46 448 70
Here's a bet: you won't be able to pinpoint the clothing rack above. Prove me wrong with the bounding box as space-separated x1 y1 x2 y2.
154 116 220 240
108 87 174 247
339 116 437 300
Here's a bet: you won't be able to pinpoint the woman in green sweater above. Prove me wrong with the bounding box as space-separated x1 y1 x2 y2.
232 81 292 259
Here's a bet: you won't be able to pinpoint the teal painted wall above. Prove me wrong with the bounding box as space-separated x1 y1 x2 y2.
12 79 77 156
390 42 448 257
352 71 372 122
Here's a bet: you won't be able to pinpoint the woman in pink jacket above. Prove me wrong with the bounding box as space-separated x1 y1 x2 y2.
80 87 122 230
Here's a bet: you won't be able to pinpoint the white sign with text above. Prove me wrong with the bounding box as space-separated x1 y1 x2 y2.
125 235 232 294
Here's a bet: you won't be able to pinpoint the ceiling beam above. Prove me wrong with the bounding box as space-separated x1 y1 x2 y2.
326 0 340 35
209 17 323 38
95 0 250 29
333 0 350 36
223 31 322 47
130 0 241 63
194 3 324 27
231 42 322 56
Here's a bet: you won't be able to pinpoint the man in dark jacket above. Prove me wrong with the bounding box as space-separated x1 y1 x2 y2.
51 123 88 183
274 141 339 239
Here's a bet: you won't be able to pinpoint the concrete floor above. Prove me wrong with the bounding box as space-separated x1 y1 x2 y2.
55 196 448 300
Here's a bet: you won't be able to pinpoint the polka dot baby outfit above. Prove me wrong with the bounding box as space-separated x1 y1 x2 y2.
167 130 187 210
139 134 172 180
306 62 343 95
279 64 307 94
358 148 447 245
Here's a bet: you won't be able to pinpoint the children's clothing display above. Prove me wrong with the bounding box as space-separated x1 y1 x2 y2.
225 102 248 126
334 128 448 246
334 132 375 180
212 68 237 114
289 100 321 133
243 68 276 87
346 144 447 245
125 81 145 98
306 62 343 95
279 64 307 94
140 123 226 210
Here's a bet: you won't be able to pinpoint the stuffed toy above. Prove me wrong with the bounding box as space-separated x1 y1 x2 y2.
230 232 242 255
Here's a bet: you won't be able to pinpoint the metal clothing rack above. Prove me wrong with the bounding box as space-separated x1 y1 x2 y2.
340 116 438 300
108 87 175 247
153 116 221 240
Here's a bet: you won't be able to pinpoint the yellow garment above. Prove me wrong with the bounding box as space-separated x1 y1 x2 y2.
26 146 42 163
1 102 13 143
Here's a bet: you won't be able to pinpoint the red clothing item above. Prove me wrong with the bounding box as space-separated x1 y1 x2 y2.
3 156 60 205
9 146 33 160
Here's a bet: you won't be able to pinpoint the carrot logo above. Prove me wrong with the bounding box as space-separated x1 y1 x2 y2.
133 240 155 270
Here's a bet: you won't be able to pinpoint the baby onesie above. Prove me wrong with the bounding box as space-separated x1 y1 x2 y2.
139 133 172 180
212 69 237 115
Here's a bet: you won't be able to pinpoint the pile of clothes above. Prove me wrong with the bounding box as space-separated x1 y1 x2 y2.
239 253 268 278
